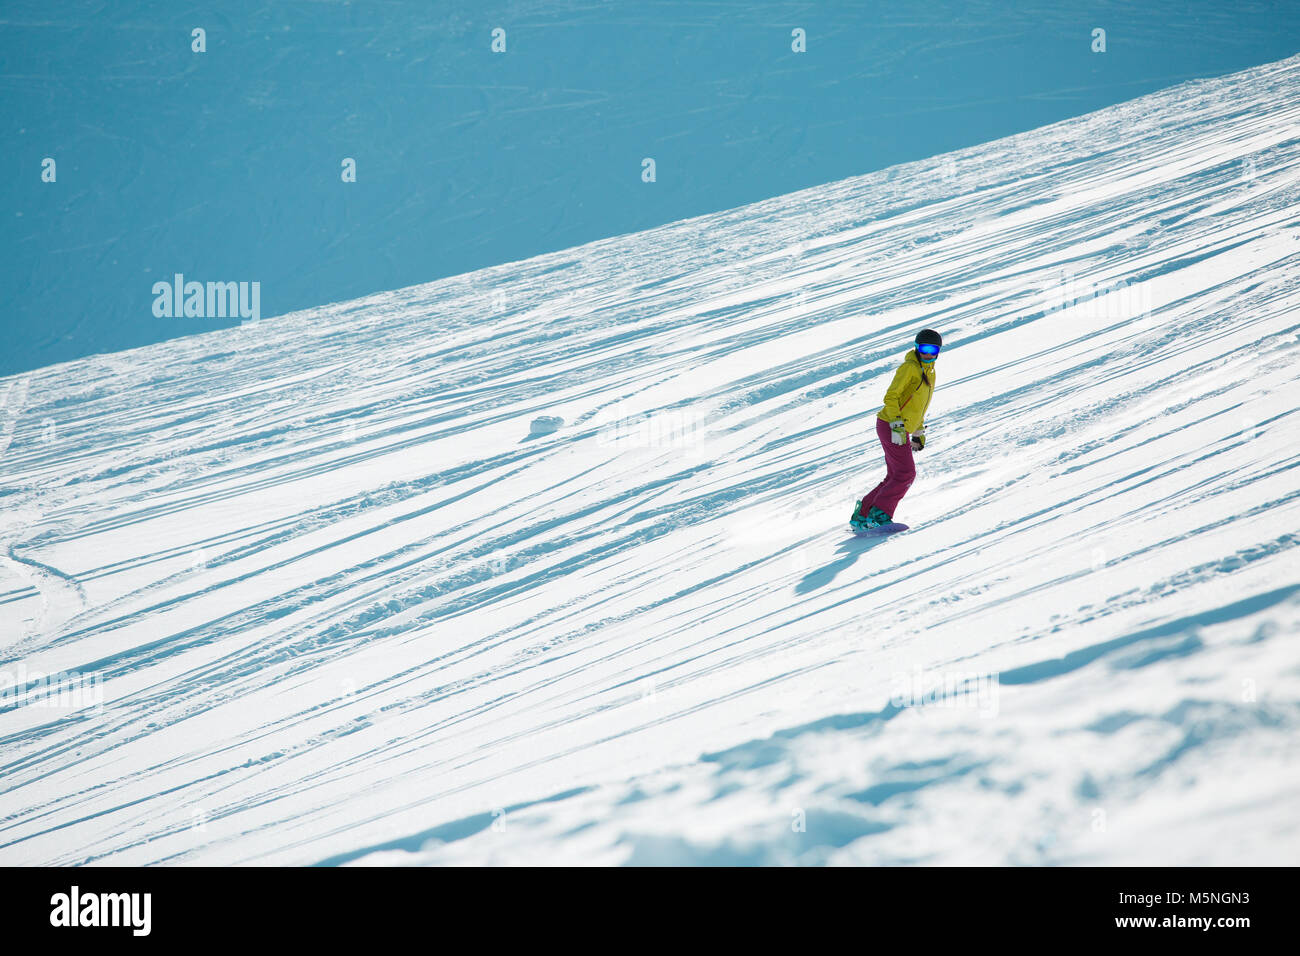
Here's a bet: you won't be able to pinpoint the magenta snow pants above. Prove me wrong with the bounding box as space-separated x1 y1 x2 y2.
859 417 916 519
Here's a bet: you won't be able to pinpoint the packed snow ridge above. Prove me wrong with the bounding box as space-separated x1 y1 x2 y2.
2 56 1299 866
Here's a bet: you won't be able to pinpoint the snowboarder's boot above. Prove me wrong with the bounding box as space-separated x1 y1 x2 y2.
865 506 893 528
849 499 872 531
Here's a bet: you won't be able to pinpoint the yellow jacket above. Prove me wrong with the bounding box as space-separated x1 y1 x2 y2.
877 349 936 433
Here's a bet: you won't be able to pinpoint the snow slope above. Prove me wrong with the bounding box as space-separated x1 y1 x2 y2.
9 0 1300 375
2 55 1300 866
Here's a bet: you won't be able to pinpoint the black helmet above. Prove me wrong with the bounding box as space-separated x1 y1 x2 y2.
915 329 943 348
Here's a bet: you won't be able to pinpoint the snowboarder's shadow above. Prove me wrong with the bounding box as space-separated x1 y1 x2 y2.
795 535 891 594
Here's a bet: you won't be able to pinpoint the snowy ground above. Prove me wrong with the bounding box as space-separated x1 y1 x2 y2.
10 0 1300 375
2 55 1299 866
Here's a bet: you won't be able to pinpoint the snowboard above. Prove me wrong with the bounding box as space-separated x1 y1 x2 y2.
851 522 909 536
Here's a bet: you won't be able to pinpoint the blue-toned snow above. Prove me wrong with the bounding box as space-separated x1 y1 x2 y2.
5 0 1300 373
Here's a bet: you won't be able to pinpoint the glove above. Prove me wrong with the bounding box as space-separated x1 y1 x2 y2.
910 428 926 452
890 419 907 446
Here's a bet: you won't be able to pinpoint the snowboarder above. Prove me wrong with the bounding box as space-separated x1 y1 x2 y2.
850 329 942 531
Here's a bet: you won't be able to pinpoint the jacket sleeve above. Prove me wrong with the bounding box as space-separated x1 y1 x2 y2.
919 371 935 430
880 361 917 422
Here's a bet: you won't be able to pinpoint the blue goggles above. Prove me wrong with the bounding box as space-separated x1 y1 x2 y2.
917 343 941 358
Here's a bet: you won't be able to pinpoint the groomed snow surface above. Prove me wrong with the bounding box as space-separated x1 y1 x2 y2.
2 56 1299 866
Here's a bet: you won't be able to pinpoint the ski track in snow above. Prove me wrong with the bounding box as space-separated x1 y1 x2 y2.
2 57 1300 865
